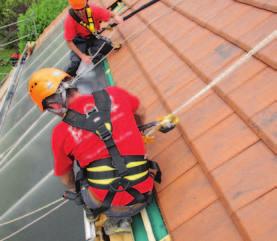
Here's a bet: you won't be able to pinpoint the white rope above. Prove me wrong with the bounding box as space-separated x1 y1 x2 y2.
0 170 54 220
172 30 277 115
0 200 68 241
0 51 70 156
0 34 33 48
0 111 47 167
146 30 276 136
0 19 29 30
0 106 37 144
0 53 70 152
0 198 64 227
0 117 58 174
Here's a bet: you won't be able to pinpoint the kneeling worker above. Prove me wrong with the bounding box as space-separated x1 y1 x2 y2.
28 68 161 234
65 0 123 76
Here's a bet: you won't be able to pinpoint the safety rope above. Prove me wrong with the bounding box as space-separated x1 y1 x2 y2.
0 111 47 168
145 30 277 136
0 34 33 48
172 30 277 115
1 5 273 241
0 200 68 241
0 19 28 30
0 198 64 227
0 116 58 173
0 50 71 162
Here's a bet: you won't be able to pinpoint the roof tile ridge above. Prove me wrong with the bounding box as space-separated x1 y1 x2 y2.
116 26 250 241
161 0 275 69
235 0 277 13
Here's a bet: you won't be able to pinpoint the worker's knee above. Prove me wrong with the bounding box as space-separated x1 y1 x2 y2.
65 61 81 77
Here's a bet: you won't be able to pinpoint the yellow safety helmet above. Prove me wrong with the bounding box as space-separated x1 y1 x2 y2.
28 68 70 111
68 0 87 10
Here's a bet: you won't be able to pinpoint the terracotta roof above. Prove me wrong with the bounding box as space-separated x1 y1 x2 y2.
98 0 277 240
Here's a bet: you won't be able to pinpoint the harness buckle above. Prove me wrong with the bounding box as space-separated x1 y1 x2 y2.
109 178 130 192
95 121 112 141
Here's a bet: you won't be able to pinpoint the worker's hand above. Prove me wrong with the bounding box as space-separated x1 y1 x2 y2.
80 54 93 65
113 14 124 24
63 190 84 206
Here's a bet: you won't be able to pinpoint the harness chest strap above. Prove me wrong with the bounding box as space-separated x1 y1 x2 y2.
62 90 161 216
69 7 95 33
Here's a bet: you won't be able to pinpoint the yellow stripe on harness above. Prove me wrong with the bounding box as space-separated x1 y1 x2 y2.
124 171 149 181
87 165 115 172
80 7 95 33
88 177 119 185
126 160 147 168
88 170 149 185
86 159 149 185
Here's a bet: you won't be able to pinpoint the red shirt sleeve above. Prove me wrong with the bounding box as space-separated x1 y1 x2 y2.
52 124 73 176
91 5 112 22
109 86 140 113
64 14 76 41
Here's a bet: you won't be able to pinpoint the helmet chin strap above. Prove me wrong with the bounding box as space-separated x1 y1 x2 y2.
46 80 76 115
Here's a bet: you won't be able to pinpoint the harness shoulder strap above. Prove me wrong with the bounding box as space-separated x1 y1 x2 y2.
69 8 82 24
69 7 95 33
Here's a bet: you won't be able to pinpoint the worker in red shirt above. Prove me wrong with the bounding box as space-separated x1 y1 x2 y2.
28 68 161 235
65 0 123 76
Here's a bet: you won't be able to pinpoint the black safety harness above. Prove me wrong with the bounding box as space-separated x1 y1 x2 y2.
63 90 161 216
69 6 96 34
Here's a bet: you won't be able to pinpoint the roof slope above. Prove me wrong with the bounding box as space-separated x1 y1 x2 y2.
98 0 277 240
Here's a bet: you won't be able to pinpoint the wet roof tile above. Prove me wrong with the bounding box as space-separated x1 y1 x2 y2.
153 137 197 192
172 201 244 241
196 41 243 80
206 2 251 33
100 0 276 238
227 68 277 117
192 114 259 171
158 165 217 231
251 102 277 153
166 77 212 110
212 141 277 211
220 7 272 43
179 93 233 140
236 189 277 241
236 0 277 12
215 57 266 95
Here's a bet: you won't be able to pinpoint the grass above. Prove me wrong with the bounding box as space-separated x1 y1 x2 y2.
0 48 15 85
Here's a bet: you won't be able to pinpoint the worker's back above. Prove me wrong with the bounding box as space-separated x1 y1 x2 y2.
52 86 154 206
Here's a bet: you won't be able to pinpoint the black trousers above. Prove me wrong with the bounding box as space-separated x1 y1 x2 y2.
65 35 113 77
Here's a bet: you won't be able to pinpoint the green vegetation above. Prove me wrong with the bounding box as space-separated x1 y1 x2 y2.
17 0 67 51
0 0 35 46
0 48 14 85
0 0 68 84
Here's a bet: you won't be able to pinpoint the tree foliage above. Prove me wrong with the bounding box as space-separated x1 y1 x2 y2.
17 0 67 51
0 0 35 46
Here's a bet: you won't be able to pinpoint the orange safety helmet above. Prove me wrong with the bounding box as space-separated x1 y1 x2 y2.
68 0 87 10
28 68 70 111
